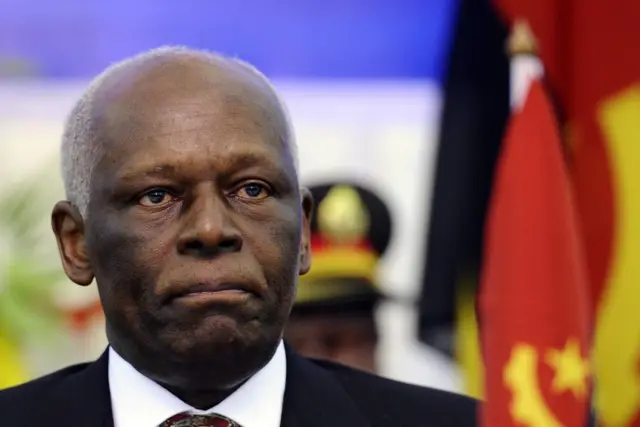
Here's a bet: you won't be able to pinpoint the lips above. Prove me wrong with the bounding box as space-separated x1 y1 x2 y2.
163 278 263 304
177 282 256 297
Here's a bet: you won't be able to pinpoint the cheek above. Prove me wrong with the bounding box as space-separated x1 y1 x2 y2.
242 216 300 304
241 202 301 264
87 214 172 299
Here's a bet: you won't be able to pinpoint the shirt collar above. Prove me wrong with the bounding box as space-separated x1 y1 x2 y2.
108 341 287 427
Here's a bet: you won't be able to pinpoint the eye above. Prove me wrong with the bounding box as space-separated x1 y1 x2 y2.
236 182 270 200
138 189 175 207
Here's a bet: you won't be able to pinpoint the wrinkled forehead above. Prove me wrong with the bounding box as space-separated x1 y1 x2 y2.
90 59 294 178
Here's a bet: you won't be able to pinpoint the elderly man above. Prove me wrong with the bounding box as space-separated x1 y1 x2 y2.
0 46 477 427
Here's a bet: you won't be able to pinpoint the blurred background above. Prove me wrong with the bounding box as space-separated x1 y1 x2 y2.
1 1 638 424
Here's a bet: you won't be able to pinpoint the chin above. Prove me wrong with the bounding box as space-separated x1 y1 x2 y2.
156 320 281 388
108 305 284 389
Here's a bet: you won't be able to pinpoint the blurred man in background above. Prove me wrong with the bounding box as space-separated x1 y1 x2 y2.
285 182 392 373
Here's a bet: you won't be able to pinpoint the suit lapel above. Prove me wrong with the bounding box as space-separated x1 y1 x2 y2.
34 350 113 427
281 346 370 427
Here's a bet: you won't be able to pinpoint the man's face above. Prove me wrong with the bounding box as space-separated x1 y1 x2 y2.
53 72 312 390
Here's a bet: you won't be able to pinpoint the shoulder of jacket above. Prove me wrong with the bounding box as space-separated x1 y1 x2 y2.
312 359 478 427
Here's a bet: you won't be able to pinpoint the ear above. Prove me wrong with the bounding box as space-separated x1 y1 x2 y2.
298 187 314 276
51 201 94 286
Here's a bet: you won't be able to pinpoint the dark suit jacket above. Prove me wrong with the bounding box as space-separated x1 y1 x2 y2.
0 346 477 427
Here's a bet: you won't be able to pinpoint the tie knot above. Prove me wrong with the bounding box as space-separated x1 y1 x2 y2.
160 412 238 427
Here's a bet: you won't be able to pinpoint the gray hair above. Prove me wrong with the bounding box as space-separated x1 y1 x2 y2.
60 45 299 217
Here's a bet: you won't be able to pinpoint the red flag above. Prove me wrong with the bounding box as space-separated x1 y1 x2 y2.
479 80 591 427
494 2 640 425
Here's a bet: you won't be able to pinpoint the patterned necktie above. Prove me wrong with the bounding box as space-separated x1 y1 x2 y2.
160 412 239 427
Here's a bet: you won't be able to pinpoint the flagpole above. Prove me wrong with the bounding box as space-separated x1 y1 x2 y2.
507 20 543 111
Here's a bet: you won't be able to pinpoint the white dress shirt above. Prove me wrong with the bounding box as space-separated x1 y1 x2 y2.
108 341 287 427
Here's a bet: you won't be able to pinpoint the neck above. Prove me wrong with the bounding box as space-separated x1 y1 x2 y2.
162 382 244 410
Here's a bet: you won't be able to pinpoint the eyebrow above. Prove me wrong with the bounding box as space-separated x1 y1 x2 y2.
218 152 292 184
115 164 180 183
229 152 279 171
114 152 288 183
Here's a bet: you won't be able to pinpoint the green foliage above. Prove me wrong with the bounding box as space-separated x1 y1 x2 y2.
0 170 66 344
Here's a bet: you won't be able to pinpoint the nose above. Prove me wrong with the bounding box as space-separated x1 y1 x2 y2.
176 186 243 258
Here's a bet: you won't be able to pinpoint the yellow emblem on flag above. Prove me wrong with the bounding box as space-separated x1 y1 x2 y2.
546 338 590 399
505 339 590 427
